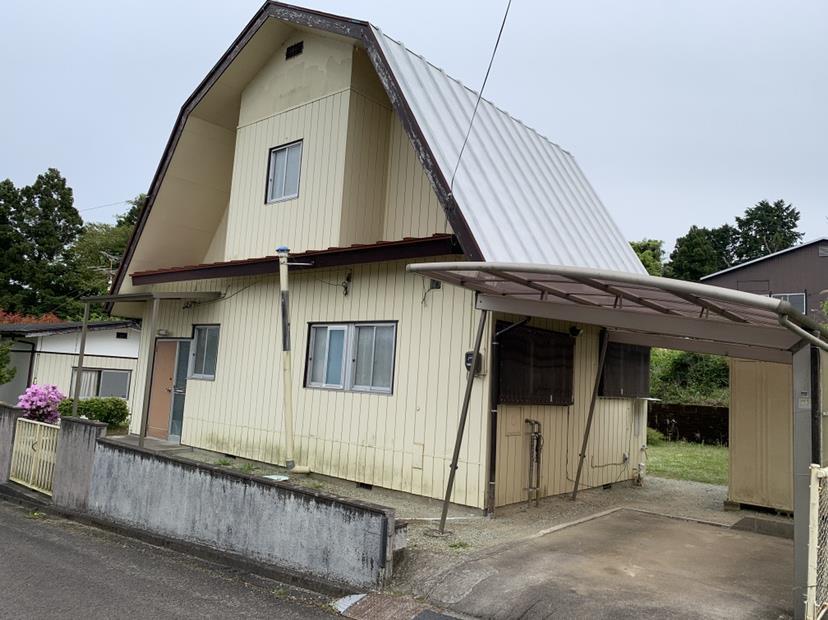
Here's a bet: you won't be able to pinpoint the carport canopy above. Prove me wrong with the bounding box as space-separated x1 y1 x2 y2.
407 261 828 363
408 261 828 619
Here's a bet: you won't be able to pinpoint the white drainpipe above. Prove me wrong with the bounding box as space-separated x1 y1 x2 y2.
277 246 309 474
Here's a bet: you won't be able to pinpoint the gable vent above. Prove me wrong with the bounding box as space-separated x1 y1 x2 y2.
819 245 828 257
286 41 304 60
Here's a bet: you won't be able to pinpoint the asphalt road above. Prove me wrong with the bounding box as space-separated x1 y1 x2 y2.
0 500 335 619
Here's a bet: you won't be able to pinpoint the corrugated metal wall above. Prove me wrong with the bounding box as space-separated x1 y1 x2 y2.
32 353 139 419
729 358 793 511
493 316 646 507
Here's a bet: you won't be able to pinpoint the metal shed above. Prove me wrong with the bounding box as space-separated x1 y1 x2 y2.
408 261 828 619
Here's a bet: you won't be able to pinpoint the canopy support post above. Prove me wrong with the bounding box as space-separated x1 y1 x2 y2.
138 297 160 449
572 328 608 501
793 342 822 619
70 302 91 418
439 309 488 534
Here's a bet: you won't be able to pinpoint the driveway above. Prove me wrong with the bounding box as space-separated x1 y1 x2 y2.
0 501 333 619
416 509 793 619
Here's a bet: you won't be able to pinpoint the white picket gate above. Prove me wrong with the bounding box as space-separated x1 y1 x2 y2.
9 418 60 496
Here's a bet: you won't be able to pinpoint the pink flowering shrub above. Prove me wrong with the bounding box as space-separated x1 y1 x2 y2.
17 384 64 424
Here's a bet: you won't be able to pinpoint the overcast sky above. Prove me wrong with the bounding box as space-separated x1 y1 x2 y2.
2 0 825 252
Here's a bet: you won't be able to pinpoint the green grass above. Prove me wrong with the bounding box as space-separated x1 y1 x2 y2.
647 441 728 485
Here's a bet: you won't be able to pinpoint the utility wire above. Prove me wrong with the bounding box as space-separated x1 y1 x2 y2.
449 0 513 192
78 199 132 213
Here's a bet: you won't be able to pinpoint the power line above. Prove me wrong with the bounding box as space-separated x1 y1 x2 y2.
78 199 132 213
449 0 513 192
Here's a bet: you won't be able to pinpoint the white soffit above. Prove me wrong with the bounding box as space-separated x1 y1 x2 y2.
374 28 645 274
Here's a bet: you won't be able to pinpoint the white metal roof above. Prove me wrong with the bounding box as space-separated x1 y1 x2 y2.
701 237 828 280
407 261 828 363
373 28 645 275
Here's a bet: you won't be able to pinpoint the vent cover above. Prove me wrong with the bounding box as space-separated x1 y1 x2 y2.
116 332 128 339
819 245 828 257
286 41 304 60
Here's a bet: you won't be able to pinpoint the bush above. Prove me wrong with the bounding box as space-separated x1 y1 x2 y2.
17 384 64 423
58 397 129 426
647 427 667 446
650 349 729 406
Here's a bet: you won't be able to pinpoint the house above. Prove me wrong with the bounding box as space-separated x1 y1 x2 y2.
0 321 140 413
105 1 652 511
702 237 828 323
702 239 828 512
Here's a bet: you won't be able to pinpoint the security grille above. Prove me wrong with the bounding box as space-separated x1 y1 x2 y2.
807 465 828 619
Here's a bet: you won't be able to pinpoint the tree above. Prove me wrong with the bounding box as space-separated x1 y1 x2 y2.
68 193 145 298
116 192 146 230
650 349 729 406
0 341 15 386
0 169 83 317
630 239 664 276
734 199 803 262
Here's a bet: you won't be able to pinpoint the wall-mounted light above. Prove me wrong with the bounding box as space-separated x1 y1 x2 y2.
157 329 170 337
569 326 583 337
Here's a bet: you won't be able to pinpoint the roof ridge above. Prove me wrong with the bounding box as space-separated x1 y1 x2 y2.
372 26 572 156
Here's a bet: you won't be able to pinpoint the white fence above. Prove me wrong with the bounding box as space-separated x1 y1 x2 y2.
9 418 60 496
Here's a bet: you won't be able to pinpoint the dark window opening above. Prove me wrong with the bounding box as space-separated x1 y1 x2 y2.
286 41 304 60
497 321 574 406
599 342 650 398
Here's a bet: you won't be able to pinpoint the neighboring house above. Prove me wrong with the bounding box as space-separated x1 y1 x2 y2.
702 240 828 512
701 237 828 323
0 322 140 415
106 2 649 510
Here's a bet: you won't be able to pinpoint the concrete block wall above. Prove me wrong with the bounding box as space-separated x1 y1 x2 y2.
0 405 23 483
48 424 396 590
52 417 107 511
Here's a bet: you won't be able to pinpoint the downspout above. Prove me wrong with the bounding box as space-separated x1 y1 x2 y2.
277 246 310 474
486 317 530 516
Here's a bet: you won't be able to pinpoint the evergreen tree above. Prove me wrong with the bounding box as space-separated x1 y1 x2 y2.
665 226 722 281
734 199 803 261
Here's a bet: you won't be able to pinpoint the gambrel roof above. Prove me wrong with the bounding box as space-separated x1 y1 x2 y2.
112 1 643 298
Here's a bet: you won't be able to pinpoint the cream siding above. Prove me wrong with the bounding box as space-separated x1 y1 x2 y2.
492 317 646 507
127 258 489 508
382 117 450 240
729 358 794 511
31 353 139 420
339 90 391 246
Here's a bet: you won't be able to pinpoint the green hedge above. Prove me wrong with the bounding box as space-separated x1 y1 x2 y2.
58 397 130 426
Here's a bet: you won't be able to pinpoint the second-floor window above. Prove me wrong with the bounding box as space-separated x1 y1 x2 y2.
266 140 302 203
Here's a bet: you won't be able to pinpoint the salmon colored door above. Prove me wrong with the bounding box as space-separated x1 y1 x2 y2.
147 340 177 439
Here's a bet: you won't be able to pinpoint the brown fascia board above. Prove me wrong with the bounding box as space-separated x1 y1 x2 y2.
131 235 463 286
110 1 482 308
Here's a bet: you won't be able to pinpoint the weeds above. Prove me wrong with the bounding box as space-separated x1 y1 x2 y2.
214 458 233 467
448 540 470 549
239 463 258 474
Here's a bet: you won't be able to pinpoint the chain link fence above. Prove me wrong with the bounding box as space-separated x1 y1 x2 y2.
807 465 828 619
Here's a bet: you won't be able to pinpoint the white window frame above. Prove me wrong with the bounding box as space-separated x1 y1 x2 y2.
189 325 220 381
305 322 396 394
71 367 132 400
772 292 806 314
266 140 303 203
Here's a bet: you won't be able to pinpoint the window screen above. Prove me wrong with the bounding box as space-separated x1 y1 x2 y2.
772 292 806 314
497 322 574 406
599 342 650 398
191 325 220 379
266 141 302 202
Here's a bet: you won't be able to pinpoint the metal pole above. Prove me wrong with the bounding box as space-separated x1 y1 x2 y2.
276 246 306 472
572 328 608 500
138 297 159 449
438 309 488 534
793 342 814 619
70 302 90 417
